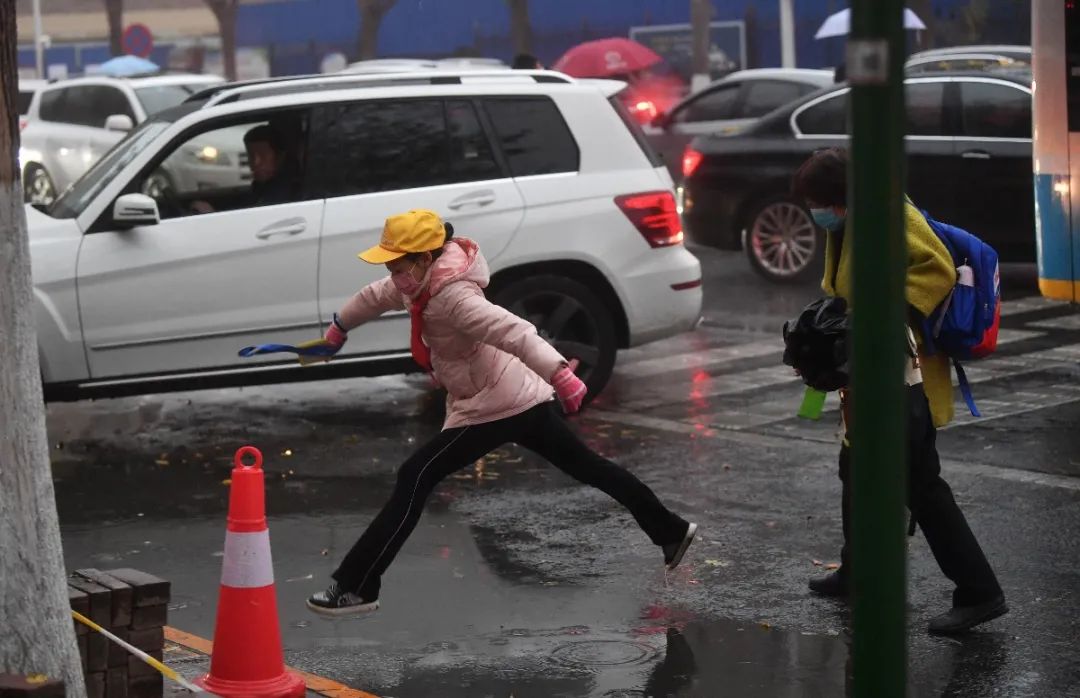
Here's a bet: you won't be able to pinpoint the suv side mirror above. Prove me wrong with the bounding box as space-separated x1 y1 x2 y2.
112 193 160 227
105 114 134 132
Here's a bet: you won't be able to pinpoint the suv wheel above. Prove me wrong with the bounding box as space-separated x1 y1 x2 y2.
24 165 56 206
745 197 822 282
494 275 617 403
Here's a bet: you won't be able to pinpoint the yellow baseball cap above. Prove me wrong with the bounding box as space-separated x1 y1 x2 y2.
358 209 447 264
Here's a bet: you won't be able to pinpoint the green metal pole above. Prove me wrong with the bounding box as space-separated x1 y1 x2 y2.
848 0 907 696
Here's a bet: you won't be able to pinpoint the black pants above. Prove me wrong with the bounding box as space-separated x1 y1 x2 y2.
333 402 689 598
838 384 1002 607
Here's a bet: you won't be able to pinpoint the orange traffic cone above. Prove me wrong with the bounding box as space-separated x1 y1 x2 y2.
197 446 306 698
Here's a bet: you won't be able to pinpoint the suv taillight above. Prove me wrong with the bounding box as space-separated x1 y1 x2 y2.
682 147 703 179
615 191 684 248
18 117 27 131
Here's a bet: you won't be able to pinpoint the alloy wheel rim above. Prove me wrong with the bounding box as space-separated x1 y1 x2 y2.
750 202 818 277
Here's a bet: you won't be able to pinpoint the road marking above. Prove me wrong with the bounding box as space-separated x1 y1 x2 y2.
1000 295 1069 317
583 411 1080 492
1026 314 1080 330
620 365 800 410
995 328 1045 345
164 627 382 698
619 339 780 377
944 383 1080 429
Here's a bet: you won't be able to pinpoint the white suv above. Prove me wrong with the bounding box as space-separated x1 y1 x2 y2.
28 70 703 401
21 74 224 205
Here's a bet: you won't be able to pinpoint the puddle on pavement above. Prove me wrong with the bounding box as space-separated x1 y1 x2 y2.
371 617 851 698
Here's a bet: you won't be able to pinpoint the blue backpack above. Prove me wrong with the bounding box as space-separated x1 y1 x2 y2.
918 211 1002 417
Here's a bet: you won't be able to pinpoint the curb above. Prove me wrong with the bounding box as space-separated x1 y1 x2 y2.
164 627 381 698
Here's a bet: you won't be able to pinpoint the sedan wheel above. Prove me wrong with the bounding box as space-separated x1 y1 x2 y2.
746 200 821 282
25 166 56 206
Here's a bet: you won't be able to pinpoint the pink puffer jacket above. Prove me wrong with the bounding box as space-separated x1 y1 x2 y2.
338 238 565 429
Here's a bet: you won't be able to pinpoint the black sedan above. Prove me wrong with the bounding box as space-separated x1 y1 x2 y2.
680 71 1034 282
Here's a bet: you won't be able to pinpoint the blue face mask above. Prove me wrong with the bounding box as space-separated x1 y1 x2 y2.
810 208 845 232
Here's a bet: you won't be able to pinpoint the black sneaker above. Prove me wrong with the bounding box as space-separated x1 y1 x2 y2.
306 583 379 618
662 522 698 570
928 595 1008 635
808 570 849 598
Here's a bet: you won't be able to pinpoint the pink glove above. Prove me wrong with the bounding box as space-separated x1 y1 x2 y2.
324 313 348 351
552 359 587 415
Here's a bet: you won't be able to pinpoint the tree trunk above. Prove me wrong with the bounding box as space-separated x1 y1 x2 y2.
104 0 123 57
0 4 86 697
690 0 712 92
357 0 397 60
206 0 238 81
507 0 533 55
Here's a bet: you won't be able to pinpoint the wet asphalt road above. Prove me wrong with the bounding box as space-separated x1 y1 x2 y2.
49 247 1080 697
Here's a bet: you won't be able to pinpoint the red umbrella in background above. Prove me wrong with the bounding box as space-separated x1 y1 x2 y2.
553 37 663 78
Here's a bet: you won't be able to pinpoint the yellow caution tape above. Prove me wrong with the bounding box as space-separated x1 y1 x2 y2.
71 610 210 694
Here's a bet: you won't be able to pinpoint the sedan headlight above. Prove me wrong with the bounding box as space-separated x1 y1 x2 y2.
190 144 231 166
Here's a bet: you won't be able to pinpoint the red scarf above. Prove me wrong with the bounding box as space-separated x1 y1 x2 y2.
409 289 433 372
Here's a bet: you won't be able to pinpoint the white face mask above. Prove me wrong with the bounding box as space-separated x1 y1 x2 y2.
391 262 426 297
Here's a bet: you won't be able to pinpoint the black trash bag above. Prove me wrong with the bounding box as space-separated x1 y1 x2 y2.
782 296 850 392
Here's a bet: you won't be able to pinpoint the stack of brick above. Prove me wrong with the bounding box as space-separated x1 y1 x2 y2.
67 569 170 698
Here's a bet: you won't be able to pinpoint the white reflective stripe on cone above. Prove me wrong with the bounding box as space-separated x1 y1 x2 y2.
221 529 275 588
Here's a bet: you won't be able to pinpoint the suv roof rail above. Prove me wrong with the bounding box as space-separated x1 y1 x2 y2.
187 70 575 107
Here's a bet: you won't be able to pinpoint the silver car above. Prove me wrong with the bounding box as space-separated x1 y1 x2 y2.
20 74 224 205
644 68 834 180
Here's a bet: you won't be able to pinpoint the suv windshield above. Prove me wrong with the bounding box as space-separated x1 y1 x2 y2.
135 84 208 116
49 119 170 219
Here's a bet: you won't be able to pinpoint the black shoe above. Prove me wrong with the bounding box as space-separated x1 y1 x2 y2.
662 522 698 570
808 570 849 598
306 582 379 618
928 595 1008 635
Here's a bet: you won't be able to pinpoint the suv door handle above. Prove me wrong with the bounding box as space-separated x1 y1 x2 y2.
447 190 496 210
961 150 991 160
256 220 307 240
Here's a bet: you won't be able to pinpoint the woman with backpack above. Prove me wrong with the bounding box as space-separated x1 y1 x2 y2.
303 209 697 616
792 147 1007 635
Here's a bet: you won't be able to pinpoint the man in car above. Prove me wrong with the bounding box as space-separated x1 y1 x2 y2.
191 124 295 214
792 147 1007 635
243 124 297 207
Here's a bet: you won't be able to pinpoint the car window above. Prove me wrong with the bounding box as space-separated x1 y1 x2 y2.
959 81 1031 139
795 92 849 135
740 81 807 119
49 119 171 219
909 57 1020 73
310 99 452 197
446 100 502 182
42 86 134 128
39 88 70 123
92 86 136 125
906 81 945 136
483 97 579 177
18 90 35 115
675 84 740 123
137 111 310 219
135 84 209 117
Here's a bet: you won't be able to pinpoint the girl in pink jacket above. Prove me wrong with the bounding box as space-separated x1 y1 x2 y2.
306 209 697 617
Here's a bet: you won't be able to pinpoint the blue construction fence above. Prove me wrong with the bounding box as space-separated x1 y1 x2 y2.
20 0 1031 79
